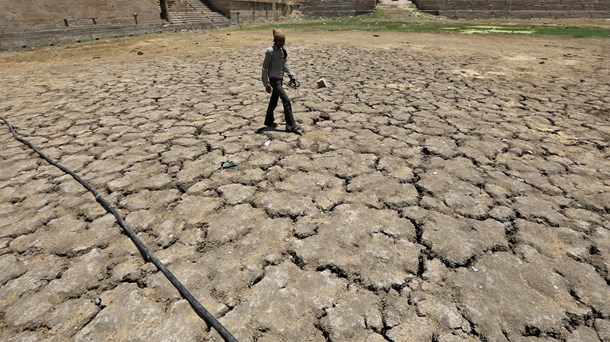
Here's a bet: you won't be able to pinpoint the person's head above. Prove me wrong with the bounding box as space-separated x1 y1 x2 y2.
273 29 286 47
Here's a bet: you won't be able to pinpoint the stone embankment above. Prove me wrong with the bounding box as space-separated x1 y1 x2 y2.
0 30 609 341
296 0 377 16
0 0 233 50
412 0 610 18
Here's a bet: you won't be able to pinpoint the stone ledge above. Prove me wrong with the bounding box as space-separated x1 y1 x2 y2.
412 0 610 18
0 21 228 50
436 9 610 19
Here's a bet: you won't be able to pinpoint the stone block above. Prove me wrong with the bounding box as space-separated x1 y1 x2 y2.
588 2 610 10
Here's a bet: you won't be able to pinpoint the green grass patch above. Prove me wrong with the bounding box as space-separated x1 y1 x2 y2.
533 25 610 38
240 9 610 38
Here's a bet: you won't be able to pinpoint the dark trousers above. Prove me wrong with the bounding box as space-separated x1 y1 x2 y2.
265 78 296 127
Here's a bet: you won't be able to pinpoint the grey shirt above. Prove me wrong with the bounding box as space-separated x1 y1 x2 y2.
261 44 296 87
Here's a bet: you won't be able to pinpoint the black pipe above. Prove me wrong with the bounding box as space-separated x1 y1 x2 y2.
0 115 238 342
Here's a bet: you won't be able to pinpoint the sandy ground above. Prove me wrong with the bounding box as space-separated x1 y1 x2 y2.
1 24 608 79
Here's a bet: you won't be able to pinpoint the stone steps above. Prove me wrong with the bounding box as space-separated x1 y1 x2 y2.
170 11 227 24
377 0 415 10
167 0 229 25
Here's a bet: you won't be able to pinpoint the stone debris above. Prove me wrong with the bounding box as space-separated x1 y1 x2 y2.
316 77 329 88
220 160 238 169
0 30 609 342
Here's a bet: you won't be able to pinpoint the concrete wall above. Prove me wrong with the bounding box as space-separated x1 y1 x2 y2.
296 0 377 17
411 0 610 18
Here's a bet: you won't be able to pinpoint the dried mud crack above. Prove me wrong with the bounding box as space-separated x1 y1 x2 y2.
1 29 609 341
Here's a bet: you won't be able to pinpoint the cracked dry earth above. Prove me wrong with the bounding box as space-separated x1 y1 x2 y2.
0 28 609 342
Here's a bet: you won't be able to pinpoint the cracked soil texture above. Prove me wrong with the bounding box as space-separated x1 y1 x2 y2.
0 28 609 341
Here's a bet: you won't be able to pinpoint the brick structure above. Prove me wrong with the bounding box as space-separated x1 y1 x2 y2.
296 0 378 16
205 0 297 24
0 0 300 49
411 0 610 18
0 0 162 33
0 0 166 49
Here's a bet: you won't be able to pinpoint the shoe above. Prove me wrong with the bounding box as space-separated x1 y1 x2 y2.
286 124 301 133
265 123 277 128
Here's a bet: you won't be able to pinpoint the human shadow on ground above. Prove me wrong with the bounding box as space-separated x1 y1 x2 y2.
255 126 302 135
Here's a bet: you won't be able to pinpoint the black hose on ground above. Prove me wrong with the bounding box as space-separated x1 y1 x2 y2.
287 78 301 99
0 115 238 342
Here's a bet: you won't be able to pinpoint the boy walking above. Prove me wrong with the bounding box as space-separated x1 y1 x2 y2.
261 29 300 133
